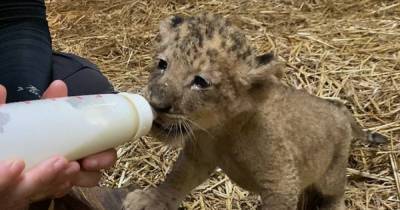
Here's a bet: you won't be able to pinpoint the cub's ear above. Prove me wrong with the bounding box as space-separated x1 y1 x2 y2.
255 53 274 65
244 53 283 89
159 15 184 36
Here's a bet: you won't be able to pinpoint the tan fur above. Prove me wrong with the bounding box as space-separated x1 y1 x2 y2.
123 13 377 210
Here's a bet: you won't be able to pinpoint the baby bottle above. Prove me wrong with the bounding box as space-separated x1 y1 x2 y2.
0 92 154 170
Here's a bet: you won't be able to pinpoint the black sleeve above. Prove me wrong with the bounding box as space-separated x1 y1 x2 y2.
0 0 52 102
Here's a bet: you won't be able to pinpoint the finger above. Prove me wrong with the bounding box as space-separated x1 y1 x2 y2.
50 161 80 193
50 161 80 188
42 80 68 99
63 161 81 178
73 171 102 187
53 181 73 199
0 85 7 104
14 156 68 198
30 161 79 201
80 149 117 171
0 160 25 192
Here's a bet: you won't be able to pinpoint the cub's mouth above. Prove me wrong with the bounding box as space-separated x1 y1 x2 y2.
152 120 189 137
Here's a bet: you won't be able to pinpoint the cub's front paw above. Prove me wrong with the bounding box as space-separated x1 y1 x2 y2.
123 189 177 210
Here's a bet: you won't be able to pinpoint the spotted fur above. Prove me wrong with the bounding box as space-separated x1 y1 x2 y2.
124 13 385 210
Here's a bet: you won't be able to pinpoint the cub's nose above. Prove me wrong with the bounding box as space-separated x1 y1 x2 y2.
148 83 173 113
150 101 172 113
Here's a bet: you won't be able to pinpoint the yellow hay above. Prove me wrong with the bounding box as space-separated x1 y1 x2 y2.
46 0 400 209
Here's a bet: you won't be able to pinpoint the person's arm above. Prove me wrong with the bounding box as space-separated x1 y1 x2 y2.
0 1 117 204
0 0 52 102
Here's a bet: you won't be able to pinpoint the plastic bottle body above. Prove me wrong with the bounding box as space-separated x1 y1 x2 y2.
0 93 153 171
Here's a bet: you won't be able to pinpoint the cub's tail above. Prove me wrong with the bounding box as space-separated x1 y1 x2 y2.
325 98 388 144
349 118 388 144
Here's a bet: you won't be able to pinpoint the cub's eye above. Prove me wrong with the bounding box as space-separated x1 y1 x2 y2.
158 59 168 71
191 75 211 90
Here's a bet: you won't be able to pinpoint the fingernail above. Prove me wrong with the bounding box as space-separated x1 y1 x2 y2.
54 182 71 198
65 163 79 175
87 159 98 169
62 181 71 189
5 160 16 168
5 160 24 172
54 192 65 199
53 158 67 170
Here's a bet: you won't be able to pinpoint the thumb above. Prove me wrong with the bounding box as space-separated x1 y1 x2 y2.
42 80 68 99
0 160 25 193
0 85 6 104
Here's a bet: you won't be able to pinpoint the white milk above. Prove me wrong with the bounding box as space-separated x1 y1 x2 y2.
0 93 154 171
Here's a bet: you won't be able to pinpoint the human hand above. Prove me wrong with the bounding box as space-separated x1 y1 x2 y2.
37 80 117 188
0 81 80 209
45 81 118 188
0 80 117 209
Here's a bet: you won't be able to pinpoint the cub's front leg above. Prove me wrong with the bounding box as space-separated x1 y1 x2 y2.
260 183 300 210
231 139 301 210
123 145 216 210
255 161 301 210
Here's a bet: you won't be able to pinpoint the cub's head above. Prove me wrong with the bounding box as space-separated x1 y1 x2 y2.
146 13 282 143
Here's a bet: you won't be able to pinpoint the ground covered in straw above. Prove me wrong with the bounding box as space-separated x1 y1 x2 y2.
47 0 399 209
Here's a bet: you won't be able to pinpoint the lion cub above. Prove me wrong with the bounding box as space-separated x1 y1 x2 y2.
123 13 384 210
